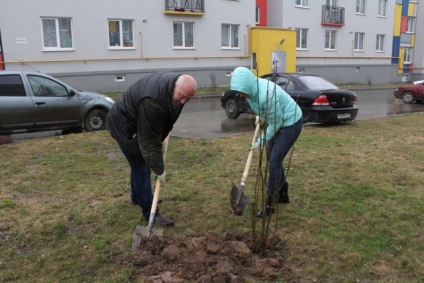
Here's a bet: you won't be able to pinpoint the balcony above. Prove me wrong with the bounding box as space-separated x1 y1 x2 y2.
164 0 205 16
321 5 345 27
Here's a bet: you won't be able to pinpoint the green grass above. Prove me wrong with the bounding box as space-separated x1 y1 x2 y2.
1 114 424 282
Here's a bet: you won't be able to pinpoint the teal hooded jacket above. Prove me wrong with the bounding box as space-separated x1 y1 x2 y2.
230 67 303 145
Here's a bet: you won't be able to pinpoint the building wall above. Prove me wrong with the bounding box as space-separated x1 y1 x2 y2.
0 0 255 91
267 0 401 84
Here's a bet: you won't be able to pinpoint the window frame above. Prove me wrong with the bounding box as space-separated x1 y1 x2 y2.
295 0 309 8
173 21 195 49
41 17 73 51
376 34 385 52
406 17 416 33
378 0 388 16
296 28 308 50
356 0 366 14
325 30 336 50
404 48 413 63
221 24 239 49
108 19 134 49
354 32 365 51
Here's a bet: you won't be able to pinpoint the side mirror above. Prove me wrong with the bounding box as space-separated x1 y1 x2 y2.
69 89 76 96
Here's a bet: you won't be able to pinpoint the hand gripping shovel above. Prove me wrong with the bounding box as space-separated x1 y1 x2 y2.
131 135 170 251
230 122 261 216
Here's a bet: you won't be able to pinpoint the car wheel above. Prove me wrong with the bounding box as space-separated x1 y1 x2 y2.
225 98 240 118
402 92 415 104
84 109 107 132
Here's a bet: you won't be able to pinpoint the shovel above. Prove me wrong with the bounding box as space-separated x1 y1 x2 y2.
230 121 261 216
131 135 170 251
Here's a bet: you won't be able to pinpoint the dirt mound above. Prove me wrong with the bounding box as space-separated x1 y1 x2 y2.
128 232 294 282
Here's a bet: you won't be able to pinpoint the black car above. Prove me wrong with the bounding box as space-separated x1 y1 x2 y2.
221 73 358 124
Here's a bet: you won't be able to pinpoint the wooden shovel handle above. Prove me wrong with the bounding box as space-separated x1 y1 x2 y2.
148 135 170 227
241 122 261 184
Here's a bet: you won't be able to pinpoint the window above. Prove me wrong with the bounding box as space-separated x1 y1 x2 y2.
376 34 385 52
255 6 260 24
296 28 308 49
356 0 366 14
325 30 336 50
173 22 194 48
295 0 309 7
407 17 416 33
378 0 388 16
0 75 26 97
108 19 134 48
28 75 68 97
221 24 239 48
354 32 365 51
326 0 339 6
42 18 73 50
404 48 413 63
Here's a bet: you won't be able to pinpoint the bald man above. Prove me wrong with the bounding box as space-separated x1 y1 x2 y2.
106 71 197 226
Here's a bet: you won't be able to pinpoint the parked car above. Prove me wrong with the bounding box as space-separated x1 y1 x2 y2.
394 80 424 104
0 71 115 135
221 73 358 124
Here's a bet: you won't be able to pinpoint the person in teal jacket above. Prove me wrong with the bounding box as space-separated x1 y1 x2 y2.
230 67 303 217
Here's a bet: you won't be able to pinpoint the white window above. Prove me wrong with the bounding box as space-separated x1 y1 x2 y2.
255 6 260 24
354 32 365 51
356 0 366 14
407 17 416 33
173 22 194 48
378 0 388 16
376 34 385 52
295 0 309 7
296 28 308 49
325 30 336 50
221 24 239 48
42 18 73 50
404 48 413 63
108 19 134 48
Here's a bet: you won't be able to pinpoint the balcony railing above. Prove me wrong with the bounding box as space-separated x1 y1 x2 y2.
321 5 345 27
165 0 205 13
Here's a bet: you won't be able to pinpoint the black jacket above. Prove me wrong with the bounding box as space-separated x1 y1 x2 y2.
106 72 183 175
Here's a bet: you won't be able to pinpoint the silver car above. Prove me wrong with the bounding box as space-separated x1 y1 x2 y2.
0 71 115 134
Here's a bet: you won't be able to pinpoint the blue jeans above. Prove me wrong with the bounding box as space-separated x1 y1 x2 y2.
117 139 158 221
266 118 303 198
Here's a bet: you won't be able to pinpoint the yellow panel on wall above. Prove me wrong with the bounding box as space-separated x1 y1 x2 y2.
249 27 296 76
393 4 402 36
408 2 417 17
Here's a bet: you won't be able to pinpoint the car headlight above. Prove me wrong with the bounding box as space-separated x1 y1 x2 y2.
105 96 115 104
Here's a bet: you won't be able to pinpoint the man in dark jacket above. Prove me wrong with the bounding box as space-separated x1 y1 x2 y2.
106 71 197 226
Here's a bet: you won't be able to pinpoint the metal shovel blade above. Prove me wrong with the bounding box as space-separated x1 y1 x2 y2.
230 182 250 216
131 224 163 251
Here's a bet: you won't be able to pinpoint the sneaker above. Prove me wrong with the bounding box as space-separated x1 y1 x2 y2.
154 214 175 227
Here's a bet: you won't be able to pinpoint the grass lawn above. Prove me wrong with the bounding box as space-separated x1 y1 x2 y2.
0 113 423 282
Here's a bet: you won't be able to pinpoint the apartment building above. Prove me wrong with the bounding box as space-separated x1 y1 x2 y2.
0 0 255 92
0 0 422 91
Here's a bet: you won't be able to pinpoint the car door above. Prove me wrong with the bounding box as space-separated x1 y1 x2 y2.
26 74 82 128
0 74 36 132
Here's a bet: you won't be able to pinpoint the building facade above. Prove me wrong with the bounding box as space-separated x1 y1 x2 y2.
0 0 255 92
1 0 423 92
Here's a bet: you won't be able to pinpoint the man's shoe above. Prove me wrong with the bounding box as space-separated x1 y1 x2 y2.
154 214 175 227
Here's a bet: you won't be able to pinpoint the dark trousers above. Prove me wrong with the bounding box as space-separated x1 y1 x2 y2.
266 118 303 197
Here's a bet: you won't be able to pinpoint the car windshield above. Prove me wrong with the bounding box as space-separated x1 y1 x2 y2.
298 76 338 90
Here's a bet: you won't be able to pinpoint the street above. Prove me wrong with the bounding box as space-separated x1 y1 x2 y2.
2 88 424 143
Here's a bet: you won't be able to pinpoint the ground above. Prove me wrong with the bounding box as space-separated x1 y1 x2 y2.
125 232 297 282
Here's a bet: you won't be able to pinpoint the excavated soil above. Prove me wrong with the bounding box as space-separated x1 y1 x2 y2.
127 232 296 282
